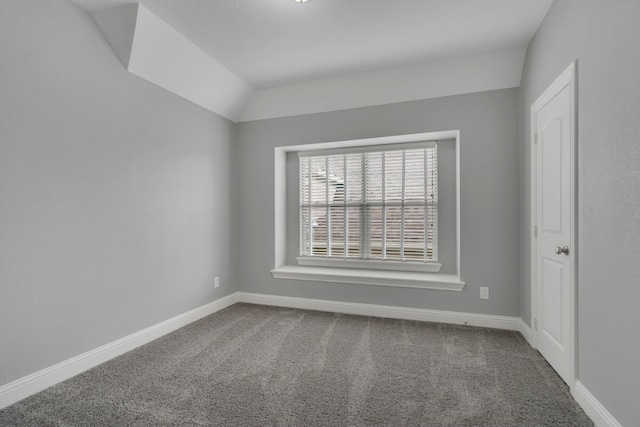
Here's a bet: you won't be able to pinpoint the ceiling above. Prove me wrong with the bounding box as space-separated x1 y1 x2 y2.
74 0 553 90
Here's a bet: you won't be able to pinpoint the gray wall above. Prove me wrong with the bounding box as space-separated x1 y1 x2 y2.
236 88 520 316
519 0 640 424
0 0 235 386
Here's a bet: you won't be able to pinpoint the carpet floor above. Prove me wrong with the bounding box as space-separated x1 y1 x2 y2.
0 303 592 426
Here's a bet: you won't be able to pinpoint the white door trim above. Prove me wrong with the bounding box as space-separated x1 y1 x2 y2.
529 62 577 390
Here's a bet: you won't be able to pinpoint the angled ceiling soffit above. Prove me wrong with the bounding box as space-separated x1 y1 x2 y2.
90 3 253 122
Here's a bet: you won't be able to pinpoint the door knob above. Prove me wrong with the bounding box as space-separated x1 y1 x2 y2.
555 246 569 255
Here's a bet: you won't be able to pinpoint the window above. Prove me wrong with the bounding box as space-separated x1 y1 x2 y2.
271 131 463 291
297 142 439 272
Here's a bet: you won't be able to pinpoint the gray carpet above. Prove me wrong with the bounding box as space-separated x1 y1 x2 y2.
0 303 592 426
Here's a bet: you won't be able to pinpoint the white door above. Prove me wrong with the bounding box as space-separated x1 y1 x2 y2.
532 64 575 386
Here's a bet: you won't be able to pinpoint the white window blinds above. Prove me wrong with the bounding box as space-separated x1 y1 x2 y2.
299 142 438 263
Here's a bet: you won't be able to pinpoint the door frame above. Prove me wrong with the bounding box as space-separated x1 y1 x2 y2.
529 61 577 389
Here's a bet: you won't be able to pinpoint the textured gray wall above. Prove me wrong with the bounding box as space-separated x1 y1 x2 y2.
236 89 520 316
0 0 235 385
519 1 640 424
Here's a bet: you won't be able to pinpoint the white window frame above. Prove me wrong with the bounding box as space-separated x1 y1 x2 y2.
271 130 464 291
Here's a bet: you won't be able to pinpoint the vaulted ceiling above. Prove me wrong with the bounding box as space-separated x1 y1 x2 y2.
74 0 553 89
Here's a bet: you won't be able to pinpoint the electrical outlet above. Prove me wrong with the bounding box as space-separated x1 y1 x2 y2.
480 287 489 300
214 276 220 288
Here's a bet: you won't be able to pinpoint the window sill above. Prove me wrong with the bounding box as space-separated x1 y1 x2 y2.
296 256 442 273
271 265 465 291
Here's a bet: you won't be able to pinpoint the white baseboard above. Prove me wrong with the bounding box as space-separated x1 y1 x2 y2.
0 292 240 410
238 292 521 331
573 381 622 427
519 318 534 346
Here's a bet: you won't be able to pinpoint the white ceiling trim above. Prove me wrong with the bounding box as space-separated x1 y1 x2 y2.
240 48 526 122
91 3 253 123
